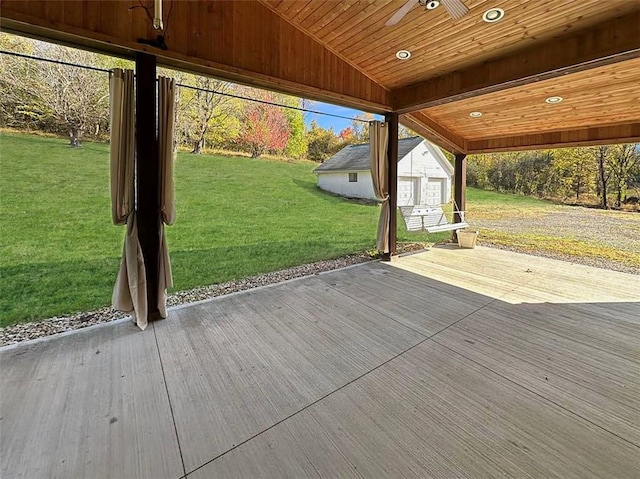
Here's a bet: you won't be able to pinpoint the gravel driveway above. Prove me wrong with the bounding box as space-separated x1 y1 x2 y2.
473 205 640 274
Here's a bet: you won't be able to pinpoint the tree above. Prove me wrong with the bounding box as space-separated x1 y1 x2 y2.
398 124 415 139
237 92 290 158
176 74 235 154
468 150 561 198
1 40 109 147
467 144 638 207
593 145 612 208
0 33 38 131
350 112 374 143
553 147 596 200
513 150 559 197
282 97 307 159
487 154 518 192
306 121 340 162
338 126 356 144
606 144 640 207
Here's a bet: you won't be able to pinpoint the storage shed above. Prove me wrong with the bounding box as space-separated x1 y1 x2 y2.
314 137 454 206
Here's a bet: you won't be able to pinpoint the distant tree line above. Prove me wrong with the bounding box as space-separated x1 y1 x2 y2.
467 146 640 209
0 33 397 161
0 35 112 147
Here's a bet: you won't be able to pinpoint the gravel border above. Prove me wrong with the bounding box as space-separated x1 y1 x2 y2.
1 241 635 347
0 251 374 347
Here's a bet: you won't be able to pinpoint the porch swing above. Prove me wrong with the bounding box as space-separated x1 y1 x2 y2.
399 201 468 233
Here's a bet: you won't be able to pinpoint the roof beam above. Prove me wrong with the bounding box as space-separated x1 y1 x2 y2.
466 122 640 154
393 10 640 113
400 112 466 155
0 0 391 112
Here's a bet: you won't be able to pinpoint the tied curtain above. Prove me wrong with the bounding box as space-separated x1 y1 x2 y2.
110 69 146 328
109 69 176 330
157 77 176 319
369 121 390 253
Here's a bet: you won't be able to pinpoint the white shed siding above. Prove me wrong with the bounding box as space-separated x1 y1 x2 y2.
424 178 447 205
317 171 376 200
315 140 453 206
397 143 452 205
398 177 420 206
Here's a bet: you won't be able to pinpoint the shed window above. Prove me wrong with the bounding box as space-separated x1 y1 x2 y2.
349 173 358 182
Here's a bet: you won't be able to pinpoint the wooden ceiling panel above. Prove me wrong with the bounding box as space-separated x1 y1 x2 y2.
266 0 638 88
422 58 640 141
363 0 637 87
392 9 640 113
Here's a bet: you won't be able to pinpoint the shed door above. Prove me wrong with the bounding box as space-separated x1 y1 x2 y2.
425 179 445 206
398 177 419 206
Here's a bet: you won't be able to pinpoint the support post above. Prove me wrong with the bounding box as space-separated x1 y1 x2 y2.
384 112 398 259
453 153 467 242
135 52 161 322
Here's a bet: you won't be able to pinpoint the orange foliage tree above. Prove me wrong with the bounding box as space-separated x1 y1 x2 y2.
238 94 290 158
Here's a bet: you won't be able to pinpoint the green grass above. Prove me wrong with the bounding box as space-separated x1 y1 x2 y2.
466 187 563 220
0 132 439 326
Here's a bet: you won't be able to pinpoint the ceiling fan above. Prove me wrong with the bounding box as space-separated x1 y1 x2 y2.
385 0 469 26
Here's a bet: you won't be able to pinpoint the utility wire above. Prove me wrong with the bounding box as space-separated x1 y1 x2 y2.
175 82 369 123
0 49 370 123
0 49 112 73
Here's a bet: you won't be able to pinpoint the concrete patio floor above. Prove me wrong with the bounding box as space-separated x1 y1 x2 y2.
1 246 639 478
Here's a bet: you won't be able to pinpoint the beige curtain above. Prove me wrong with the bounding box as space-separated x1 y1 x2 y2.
370 121 390 252
110 69 135 226
110 69 149 329
157 77 176 318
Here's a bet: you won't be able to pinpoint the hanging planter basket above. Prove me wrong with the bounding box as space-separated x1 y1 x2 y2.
457 229 478 249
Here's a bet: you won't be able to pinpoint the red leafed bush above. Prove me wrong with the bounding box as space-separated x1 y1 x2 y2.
238 97 290 158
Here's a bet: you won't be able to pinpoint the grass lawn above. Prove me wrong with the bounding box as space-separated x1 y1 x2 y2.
465 187 563 218
0 132 443 326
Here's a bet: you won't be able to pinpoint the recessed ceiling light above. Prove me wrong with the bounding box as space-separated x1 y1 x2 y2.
425 1 440 10
482 8 505 23
396 50 411 60
545 96 563 104
469 111 483 118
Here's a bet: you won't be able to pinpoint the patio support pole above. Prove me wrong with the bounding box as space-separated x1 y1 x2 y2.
453 153 467 241
135 52 161 322
385 112 399 259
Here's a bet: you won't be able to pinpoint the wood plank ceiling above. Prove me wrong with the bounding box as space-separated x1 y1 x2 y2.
264 0 634 88
1 0 639 153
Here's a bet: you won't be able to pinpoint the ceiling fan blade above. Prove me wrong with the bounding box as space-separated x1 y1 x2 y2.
385 0 416 27
441 0 469 19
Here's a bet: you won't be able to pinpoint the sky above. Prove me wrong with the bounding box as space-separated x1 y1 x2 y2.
303 101 382 133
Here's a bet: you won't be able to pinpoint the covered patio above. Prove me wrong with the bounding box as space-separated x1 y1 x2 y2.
2 247 639 478
1 1 639 477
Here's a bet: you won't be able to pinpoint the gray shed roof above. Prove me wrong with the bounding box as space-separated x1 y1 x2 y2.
314 136 423 173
